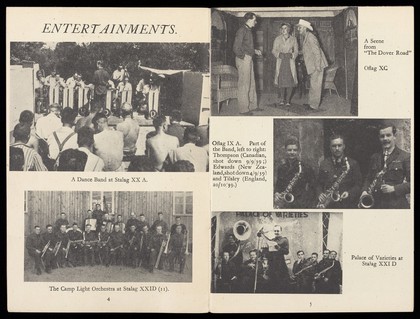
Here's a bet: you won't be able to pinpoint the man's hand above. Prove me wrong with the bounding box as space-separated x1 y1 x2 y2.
274 192 282 202
318 193 327 202
36 249 41 254
381 184 395 193
255 49 262 56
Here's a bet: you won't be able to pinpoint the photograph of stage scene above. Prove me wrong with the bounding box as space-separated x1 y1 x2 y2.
211 7 358 116
9 42 210 172
273 119 411 209
211 212 342 294
24 191 193 282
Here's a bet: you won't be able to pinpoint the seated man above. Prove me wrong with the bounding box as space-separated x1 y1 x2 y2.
146 115 179 171
116 102 139 158
75 102 102 132
108 224 125 266
10 123 47 171
77 127 105 171
26 226 47 275
116 76 132 96
82 224 98 266
67 223 83 267
166 109 185 146
92 112 124 171
55 149 87 171
9 147 24 171
47 107 78 161
35 103 62 140
124 225 140 268
66 72 85 89
166 160 195 172
127 155 155 172
169 127 208 172
97 224 111 266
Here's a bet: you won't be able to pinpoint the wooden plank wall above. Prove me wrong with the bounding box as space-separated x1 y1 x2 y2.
26 191 193 243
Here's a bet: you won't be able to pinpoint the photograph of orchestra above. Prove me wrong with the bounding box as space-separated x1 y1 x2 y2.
211 7 358 116
9 42 210 172
211 211 342 294
24 191 193 282
273 119 411 209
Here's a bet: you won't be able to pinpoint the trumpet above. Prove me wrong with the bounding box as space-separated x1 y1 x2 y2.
41 240 51 258
358 167 387 209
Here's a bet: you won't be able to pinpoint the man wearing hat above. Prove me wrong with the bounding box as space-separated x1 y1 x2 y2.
297 19 328 110
233 12 262 115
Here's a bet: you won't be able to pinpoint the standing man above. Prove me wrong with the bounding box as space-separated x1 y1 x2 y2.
138 225 152 269
42 224 58 270
54 212 69 232
274 136 315 208
170 216 187 235
240 249 262 292
292 250 313 293
149 225 167 272
82 224 98 266
97 224 111 266
125 225 140 268
126 212 141 230
151 212 168 234
115 214 126 234
259 225 290 292
92 112 124 171
138 214 149 232
92 204 105 227
317 134 362 208
116 102 140 159
360 123 410 209
297 19 328 110
26 226 48 275
67 222 83 267
215 251 238 293
168 225 186 273
56 224 70 268
314 249 333 293
233 12 262 115
109 224 125 266
93 60 111 112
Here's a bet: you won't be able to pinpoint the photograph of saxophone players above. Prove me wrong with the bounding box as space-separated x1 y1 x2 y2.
273 119 411 209
211 212 343 294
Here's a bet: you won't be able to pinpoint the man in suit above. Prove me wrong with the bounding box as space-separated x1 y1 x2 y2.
360 123 410 209
233 12 262 115
297 19 328 110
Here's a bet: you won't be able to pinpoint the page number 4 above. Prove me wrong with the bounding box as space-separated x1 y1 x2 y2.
107 297 111 301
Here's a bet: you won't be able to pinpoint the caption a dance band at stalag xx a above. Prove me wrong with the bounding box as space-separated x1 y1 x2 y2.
213 218 342 294
274 122 410 209
26 209 189 276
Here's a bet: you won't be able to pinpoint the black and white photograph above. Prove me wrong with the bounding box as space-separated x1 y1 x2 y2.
9 42 210 172
211 211 343 294
273 119 411 209
211 7 358 116
24 191 193 282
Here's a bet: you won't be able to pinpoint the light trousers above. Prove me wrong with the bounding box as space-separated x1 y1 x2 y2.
236 54 257 113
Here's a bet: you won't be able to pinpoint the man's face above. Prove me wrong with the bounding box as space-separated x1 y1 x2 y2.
330 138 345 158
87 210 92 217
118 66 123 70
297 251 305 260
143 226 148 233
286 144 299 160
297 25 306 35
379 127 396 151
311 254 318 262
61 213 66 219
248 16 257 28
86 225 91 232
156 226 162 234
222 252 230 262
228 235 235 243
130 226 136 233
158 214 163 221
96 204 101 210
117 216 122 221
140 216 145 222
330 252 337 260
323 250 330 259
96 118 107 131
114 225 120 232
47 227 53 233
175 218 181 225
273 227 281 237
101 226 106 232
73 225 78 231
60 225 66 233
51 107 61 117
35 227 41 235
249 251 257 261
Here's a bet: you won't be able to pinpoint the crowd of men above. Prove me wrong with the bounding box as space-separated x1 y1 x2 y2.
26 208 189 276
10 105 209 172
214 227 341 294
274 123 410 209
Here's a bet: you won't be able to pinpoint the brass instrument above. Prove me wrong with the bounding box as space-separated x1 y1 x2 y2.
317 158 350 208
138 232 145 267
314 260 335 280
294 261 316 277
184 230 189 255
110 244 124 252
65 240 84 259
163 233 171 255
98 236 110 248
275 161 302 207
358 166 388 209
233 220 251 241
155 233 168 268
41 240 51 258
128 234 136 249
53 241 62 256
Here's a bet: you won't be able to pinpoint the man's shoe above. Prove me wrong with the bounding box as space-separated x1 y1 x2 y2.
239 111 253 116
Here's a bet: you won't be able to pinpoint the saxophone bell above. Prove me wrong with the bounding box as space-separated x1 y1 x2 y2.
358 193 375 209
331 192 341 202
283 192 294 203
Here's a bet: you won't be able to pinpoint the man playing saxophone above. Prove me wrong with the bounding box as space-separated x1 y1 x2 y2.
274 137 315 208
360 123 410 209
316 134 362 208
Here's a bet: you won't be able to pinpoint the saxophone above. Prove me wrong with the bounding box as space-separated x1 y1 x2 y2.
317 157 350 208
275 161 302 207
358 165 388 209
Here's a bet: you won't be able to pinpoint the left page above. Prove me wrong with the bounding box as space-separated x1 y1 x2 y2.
7 7 210 313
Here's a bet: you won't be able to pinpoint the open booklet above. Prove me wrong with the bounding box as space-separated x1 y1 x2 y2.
6 7 413 313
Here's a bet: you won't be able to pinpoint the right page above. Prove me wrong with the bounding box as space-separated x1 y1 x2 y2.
209 6 413 312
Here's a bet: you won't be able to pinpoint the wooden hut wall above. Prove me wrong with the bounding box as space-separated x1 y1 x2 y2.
25 191 91 234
